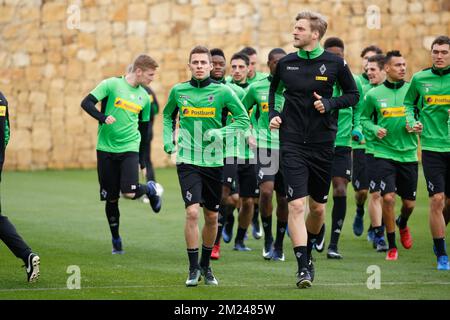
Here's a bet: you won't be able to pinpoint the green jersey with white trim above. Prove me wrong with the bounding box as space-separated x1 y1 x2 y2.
361 80 418 162
163 77 250 167
404 66 450 152
333 82 353 147
242 75 285 150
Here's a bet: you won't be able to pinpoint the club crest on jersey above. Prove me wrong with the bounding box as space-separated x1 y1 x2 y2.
319 64 327 75
208 95 215 103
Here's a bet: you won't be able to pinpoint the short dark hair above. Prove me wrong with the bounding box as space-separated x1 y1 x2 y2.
431 35 450 49
268 48 286 61
240 47 257 56
210 48 225 59
189 45 211 62
385 50 402 63
367 54 386 70
360 45 383 58
230 52 250 66
324 37 344 50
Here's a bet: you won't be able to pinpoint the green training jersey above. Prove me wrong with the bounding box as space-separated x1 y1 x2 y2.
242 75 284 150
333 82 353 147
248 71 270 84
404 66 450 152
357 83 381 154
225 71 269 86
163 77 250 167
228 79 256 159
361 80 418 162
90 76 151 153
352 74 368 150
223 80 248 158
355 73 370 87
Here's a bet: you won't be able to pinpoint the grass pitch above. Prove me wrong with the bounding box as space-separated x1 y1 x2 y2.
0 167 449 300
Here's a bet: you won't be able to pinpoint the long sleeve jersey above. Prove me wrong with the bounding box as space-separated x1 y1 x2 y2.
404 66 450 152
269 44 359 146
333 82 354 148
242 75 284 150
361 80 418 162
163 77 250 167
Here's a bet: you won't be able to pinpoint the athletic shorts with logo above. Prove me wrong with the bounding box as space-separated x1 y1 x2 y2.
352 148 369 191
255 148 286 196
422 150 450 197
223 157 258 198
376 157 418 200
366 153 380 193
97 150 140 201
332 146 352 181
223 157 239 195
281 143 334 203
176 163 223 212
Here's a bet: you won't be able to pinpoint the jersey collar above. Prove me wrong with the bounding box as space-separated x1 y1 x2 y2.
211 76 225 84
431 65 450 76
297 43 324 60
190 77 213 88
231 80 249 89
384 79 405 89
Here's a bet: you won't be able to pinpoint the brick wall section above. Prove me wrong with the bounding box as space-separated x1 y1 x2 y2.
0 0 449 170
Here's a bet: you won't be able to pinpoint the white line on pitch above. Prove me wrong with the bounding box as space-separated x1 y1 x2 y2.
1 281 450 292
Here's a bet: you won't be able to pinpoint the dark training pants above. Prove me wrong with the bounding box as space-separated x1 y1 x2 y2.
0 214 32 261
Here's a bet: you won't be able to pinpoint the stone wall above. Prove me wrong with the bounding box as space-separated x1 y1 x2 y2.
0 0 449 170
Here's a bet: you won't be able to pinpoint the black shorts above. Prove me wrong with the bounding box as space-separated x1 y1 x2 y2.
366 153 380 193
97 150 139 201
352 148 369 191
281 143 334 203
376 158 418 200
255 148 285 196
176 163 223 212
223 157 239 195
422 150 450 197
237 160 259 198
332 146 352 181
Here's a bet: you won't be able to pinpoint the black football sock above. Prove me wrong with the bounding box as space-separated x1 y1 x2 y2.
200 245 213 269
261 215 273 243
274 220 287 249
293 246 308 271
105 201 120 239
387 232 397 249
187 248 199 270
329 196 346 249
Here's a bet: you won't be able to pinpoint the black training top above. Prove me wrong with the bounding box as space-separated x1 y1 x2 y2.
269 44 359 146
